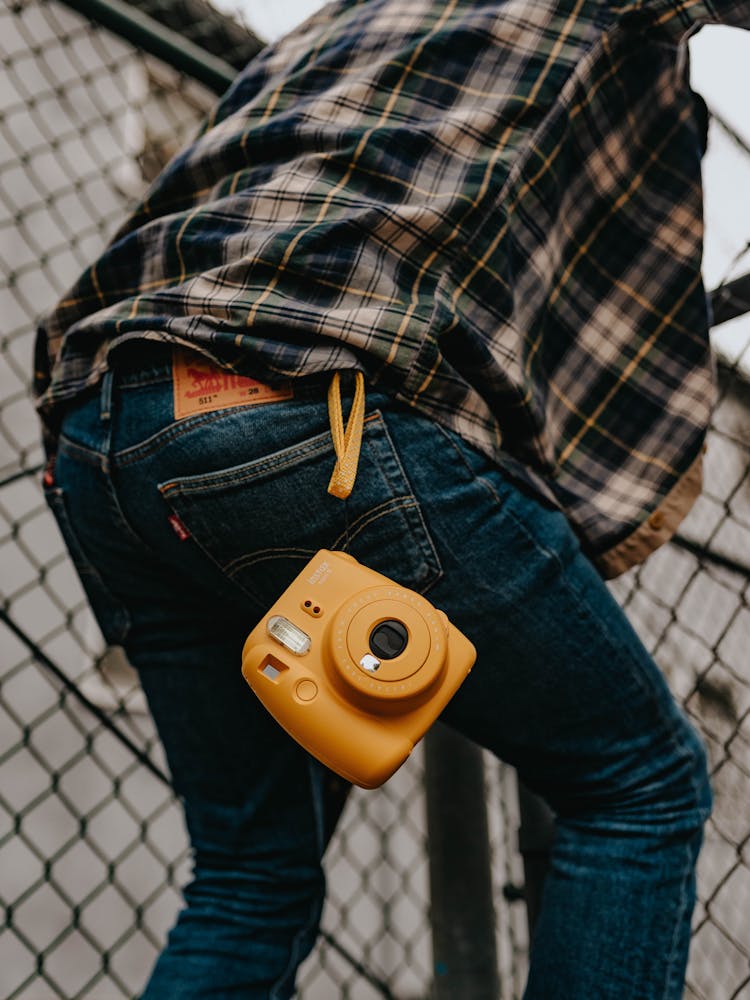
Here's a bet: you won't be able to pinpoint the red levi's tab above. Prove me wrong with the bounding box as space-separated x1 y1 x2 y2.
168 513 191 542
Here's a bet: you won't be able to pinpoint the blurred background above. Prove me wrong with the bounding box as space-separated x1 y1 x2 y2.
1 2 749 998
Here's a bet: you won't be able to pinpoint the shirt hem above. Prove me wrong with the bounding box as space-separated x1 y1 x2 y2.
594 448 704 579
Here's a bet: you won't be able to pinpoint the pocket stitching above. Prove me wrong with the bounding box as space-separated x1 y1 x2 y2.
158 435 333 498
158 408 443 597
224 545 318 577
329 497 422 553
221 497 422 577
433 421 509 509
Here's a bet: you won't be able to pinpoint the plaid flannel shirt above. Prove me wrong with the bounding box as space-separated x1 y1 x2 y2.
34 0 750 576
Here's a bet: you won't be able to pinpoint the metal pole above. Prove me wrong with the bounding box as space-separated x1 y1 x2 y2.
424 724 500 1000
61 0 238 93
711 272 750 327
516 778 555 939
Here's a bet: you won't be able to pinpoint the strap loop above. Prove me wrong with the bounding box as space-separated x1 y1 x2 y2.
327 371 366 500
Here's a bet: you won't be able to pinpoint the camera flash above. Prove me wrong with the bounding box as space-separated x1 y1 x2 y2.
267 615 311 655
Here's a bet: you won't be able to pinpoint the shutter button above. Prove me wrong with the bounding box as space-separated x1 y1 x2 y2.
295 679 318 702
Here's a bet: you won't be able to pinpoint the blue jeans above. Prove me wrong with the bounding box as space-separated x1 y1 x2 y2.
46 352 711 999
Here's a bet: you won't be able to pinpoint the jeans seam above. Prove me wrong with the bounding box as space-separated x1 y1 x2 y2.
375 414 443 591
58 434 103 468
201 539 269 612
432 421 509 510
660 839 696 999
44 485 132 645
556 563 665 712
269 758 325 1000
436 421 678 705
269 896 320 1000
503 497 666 713
103 464 158 557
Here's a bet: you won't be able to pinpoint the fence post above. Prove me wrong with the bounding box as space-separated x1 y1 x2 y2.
62 0 241 92
516 779 555 938
424 724 500 999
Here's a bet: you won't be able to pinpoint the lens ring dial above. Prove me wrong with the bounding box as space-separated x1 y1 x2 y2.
328 585 447 705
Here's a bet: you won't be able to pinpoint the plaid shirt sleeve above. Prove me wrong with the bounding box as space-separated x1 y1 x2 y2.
613 0 749 34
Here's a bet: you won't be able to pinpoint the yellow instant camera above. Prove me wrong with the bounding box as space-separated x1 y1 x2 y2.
241 549 476 788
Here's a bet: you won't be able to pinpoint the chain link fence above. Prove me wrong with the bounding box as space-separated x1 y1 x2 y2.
1 2 748 997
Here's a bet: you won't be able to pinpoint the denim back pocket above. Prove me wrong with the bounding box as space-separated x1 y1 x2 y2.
157 410 442 612
44 484 131 646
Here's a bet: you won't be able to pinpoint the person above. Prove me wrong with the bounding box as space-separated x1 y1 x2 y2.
34 0 748 996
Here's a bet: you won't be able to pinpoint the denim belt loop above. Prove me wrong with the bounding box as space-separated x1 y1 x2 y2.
100 368 114 423
99 368 115 461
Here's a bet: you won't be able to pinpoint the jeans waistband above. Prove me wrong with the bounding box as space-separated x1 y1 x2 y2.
59 344 364 467
110 342 178 387
107 341 342 401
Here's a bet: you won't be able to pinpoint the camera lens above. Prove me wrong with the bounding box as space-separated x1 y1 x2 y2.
369 619 408 660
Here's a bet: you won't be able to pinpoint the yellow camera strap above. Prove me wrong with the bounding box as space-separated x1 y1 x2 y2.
327 371 366 500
